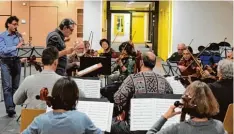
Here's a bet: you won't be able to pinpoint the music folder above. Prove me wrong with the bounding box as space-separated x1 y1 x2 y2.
130 94 189 131
46 98 113 132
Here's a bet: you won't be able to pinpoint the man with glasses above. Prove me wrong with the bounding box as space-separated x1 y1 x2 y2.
46 18 78 76
167 43 186 63
0 16 24 117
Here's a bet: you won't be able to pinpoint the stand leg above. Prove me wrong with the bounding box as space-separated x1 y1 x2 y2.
30 64 32 75
24 61 27 79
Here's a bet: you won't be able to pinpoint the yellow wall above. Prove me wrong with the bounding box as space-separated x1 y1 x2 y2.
157 1 172 60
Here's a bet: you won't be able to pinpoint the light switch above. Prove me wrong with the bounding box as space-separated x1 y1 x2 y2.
21 20 26 24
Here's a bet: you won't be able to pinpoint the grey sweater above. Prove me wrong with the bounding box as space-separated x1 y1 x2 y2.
13 70 85 109
147 116 227 134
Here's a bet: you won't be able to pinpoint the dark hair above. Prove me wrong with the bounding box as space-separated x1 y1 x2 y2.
5 16 19 29
42 47 59 65
119 42 134 56
47 77 79 110
99 39 110 48
59 18 76 30
142 53 156 69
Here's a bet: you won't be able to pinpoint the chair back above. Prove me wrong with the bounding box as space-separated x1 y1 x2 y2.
20 109 46 132
223 104 233 134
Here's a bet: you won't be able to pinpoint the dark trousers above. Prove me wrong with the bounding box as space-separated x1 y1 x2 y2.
0 58 21 113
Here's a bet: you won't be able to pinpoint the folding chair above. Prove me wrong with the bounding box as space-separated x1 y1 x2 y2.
223 104 233 134
20 109 46 132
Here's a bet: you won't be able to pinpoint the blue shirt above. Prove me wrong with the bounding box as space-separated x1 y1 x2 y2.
22 110 102 134
0 30 20 57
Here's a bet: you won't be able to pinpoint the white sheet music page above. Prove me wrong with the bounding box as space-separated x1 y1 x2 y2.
130 99 157 131
83 80 101 98
74 78 84 91
166 76 185 94
154 98 182 129
77 101 113 132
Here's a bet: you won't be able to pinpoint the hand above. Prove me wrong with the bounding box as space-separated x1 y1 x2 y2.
16 41 24 48
117 60 123 67
116 111 126 121
73 62 80 67
178 66 186 72
64 37 70 42
163 105 181 119
20 58 27 63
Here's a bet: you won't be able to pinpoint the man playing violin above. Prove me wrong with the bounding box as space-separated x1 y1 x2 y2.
168 43 186 63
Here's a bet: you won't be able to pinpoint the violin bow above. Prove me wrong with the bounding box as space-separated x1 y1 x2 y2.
111 32 119 45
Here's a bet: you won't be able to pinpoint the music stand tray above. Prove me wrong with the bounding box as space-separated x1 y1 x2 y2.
219 46 232 58
168 62 181 77
17 46 44 58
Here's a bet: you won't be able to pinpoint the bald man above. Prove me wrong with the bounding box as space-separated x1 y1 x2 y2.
112 52 173 132
66 41 85 76
168 43 186 63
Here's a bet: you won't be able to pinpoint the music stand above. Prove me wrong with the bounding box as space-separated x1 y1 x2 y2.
17 46 44 76
161 61 173 76
168 62 181 77
219 46 232 59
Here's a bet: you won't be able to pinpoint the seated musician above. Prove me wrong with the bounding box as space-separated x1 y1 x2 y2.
13 47 85 109
111 41 136 82
98 39 115 57
67 41 85 76
167 43 186 63
22 77 101 134
208 59 233 122
147 81 225 134
111 52 173 134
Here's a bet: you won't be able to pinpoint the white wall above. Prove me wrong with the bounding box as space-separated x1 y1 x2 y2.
171 1 233 55
111 13 130 43
83 1 102 50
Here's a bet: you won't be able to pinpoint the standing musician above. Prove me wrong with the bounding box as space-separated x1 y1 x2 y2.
0 16 24 117
46 18 79 76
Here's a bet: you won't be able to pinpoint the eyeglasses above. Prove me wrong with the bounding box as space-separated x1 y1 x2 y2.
178 49 184 51
11 23 18 26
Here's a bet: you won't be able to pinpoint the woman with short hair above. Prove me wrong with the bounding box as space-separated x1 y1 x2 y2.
147 81 226 134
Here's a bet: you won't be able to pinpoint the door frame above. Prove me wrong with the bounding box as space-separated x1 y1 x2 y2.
109 10 132 43
107 1 159 55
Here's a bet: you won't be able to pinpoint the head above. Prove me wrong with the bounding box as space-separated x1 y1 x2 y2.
99 39 110 51
182 47 193 60
177 43 186 55
119 41 134 56
42 47 59 71
217 59 233 80
47 77 79 110
73 41 85 56
140 52 156 70
84 40 90 50
183 81 219 118
59 18 76 37
5 16 19 32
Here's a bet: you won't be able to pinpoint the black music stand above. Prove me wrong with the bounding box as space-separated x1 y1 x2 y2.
219 46 232 59
17 46 44 76
80 56 111 86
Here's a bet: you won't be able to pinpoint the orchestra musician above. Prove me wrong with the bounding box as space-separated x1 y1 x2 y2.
67 41 85 76
168 43 186 63
0 16 24 117
98 39 115 57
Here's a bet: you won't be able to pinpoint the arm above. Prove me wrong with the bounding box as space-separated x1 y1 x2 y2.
13 77 29 105
47 35 73 57
84 114 102 134
147 116 178 134
114 75 134 112
0 36 17 56
22 116 41 134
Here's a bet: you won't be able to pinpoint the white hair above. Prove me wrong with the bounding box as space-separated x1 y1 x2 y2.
217 59 233 79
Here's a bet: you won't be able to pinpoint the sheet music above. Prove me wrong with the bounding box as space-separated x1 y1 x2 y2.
74 78 101 98
166 76 185 94
46 101 114 132
131 98 188 131
77 101 113 132
130 99 157 131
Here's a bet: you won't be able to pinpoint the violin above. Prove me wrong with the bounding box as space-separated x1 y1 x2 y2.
35 87 52 107
27 55 43 72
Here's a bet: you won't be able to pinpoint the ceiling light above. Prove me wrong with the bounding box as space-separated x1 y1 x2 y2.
128 2 134 5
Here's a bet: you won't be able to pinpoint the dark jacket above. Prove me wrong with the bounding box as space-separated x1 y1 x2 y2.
167 52 183 63
208 79 233 122
46 28 66 76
